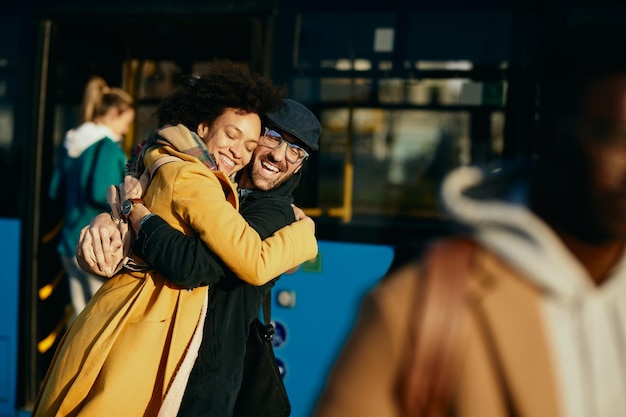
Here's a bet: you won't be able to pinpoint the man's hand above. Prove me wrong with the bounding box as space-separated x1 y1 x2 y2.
292 204 315 234
286 204 316 274
76 213 125 277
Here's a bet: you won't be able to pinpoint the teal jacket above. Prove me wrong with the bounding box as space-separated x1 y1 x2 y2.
49 126 126 257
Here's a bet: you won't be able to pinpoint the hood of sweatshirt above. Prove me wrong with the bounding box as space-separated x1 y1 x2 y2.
64 121 120 158
439 163 626 305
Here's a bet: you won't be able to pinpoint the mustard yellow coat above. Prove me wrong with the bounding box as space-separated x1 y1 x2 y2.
312 240 562 417
33 126 318 417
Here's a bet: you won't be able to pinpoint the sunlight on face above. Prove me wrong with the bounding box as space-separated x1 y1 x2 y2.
241 127 306 191
104 107 135 137
197 108 260 178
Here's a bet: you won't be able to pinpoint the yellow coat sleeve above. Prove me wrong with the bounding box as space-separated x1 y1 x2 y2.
144 158 318 286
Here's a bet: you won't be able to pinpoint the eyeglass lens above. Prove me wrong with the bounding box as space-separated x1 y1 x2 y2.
263 128 308 162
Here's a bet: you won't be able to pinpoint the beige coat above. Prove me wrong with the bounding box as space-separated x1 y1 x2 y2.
313 239 563 417
33 125 317 417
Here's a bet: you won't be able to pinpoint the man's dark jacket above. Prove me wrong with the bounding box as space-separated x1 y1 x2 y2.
133 173 301 417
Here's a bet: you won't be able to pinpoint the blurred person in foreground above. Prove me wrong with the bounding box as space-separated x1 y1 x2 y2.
312 23 626 417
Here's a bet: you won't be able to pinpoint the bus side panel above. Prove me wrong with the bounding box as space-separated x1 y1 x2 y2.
0 218 20 416
270 240 394 417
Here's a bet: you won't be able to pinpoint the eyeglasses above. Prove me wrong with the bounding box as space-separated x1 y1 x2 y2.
261 127 309 164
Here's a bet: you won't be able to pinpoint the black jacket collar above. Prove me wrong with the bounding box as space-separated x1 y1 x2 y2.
237 171 301 203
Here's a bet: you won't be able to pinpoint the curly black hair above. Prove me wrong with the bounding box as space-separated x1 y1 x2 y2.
155 59 286 131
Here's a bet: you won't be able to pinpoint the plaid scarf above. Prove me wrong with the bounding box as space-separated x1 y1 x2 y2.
126 124 218 177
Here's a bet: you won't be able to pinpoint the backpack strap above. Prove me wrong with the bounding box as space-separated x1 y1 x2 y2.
261 293 275 340
150 155 183 179
402 237 477 417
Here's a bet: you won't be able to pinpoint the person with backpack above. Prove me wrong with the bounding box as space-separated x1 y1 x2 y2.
77 99 322 417
312 23 626 417
34 61 317 417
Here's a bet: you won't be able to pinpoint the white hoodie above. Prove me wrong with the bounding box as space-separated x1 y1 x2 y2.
64 121 121 158
440 164 626 417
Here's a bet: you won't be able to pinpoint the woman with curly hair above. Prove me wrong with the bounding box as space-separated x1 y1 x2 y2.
33 59 318 417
